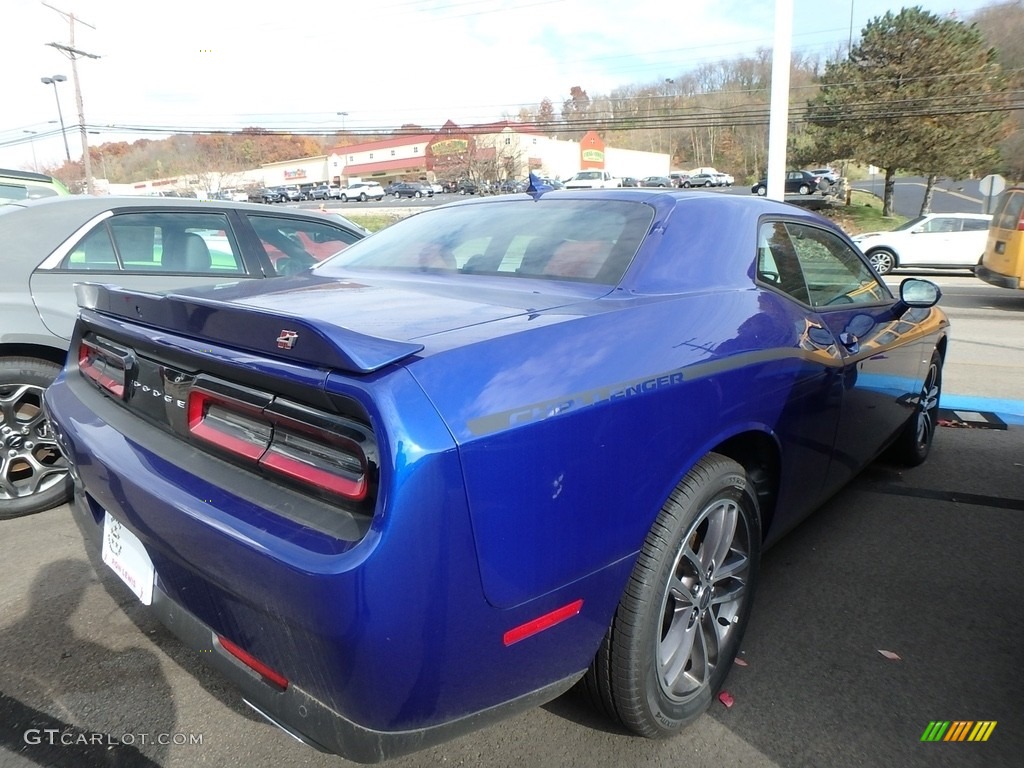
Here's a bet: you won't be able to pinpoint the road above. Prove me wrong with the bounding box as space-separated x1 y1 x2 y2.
851 176 998 218
1 277 1021 768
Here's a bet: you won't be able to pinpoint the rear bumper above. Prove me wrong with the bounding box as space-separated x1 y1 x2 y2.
975 265 1020 290
68 485 579 763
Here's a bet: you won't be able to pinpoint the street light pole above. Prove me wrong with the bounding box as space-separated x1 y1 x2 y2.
23 131 39 172
41 75 72 163
337 111 349 133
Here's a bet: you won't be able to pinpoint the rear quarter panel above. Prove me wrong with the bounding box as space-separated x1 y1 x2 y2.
409 288 840 609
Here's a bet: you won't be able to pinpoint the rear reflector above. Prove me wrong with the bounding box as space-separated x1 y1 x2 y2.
503 599 584 646
218 636 289 690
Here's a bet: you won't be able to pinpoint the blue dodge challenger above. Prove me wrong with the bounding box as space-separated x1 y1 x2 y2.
43 189 947 761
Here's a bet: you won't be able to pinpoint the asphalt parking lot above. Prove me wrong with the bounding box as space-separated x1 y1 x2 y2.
1 277 1021 768
2 423 1020 768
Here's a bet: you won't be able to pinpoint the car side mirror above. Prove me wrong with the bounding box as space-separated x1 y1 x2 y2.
894 278 941 313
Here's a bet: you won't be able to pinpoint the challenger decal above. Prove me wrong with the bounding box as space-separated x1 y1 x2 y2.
465 348 832 436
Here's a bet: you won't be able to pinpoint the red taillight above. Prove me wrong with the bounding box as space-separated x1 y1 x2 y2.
188 389 270 460
1016 209 1024 231
217 636 289 690
78 338 128 398
260 427 367 501
186 388 369 503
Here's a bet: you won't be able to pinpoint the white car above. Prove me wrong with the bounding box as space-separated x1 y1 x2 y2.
851 212 992 275
564 170 621 189
340 182 386 202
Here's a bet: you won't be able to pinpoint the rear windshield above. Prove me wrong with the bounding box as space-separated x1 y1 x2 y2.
314 198 654 284
992 190 1024 231
0 182 61 204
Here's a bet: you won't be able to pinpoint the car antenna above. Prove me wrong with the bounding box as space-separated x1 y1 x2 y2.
527 171 552 200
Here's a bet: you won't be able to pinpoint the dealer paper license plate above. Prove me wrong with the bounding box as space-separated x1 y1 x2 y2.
101 512 155 605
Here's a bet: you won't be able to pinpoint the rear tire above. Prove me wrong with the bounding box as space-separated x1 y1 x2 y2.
579 454 760 736
0 357 72 519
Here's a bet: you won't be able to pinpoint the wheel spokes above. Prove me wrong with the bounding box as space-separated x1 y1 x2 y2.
0 383 69 501
658 495 751 702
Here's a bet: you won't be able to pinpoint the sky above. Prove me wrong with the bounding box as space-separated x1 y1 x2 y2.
1 0 1001 171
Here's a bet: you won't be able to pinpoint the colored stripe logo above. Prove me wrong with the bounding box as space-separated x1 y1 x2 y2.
921 721 997 742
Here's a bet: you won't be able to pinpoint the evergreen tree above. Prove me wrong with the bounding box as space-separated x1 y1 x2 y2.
806 7 1008 216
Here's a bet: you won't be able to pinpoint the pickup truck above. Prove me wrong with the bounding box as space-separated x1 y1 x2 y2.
564 169 621 189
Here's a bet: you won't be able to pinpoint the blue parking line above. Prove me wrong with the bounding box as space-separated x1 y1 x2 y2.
942 394 1024 425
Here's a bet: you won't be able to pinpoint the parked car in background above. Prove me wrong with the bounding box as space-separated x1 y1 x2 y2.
977 186 1024 291
341 182 386 202
751 171 824 196
0 168 71 204
456 180 479 195
684 173 719 188
669 172 690 188
426 181 444 195
620 177 639 188
807 167 839 183
0 196 366 519
261 187 286 203
45 190 946 761
640 176 672 188
309 184 333 200
852 212 992 275
388 181 434 198
279 185 303 202
713 172 734 186
564 169 621 189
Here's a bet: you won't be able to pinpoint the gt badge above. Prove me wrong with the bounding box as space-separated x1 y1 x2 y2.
276 330 299 350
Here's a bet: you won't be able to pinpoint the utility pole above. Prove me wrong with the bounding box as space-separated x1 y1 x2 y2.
43 2 100 195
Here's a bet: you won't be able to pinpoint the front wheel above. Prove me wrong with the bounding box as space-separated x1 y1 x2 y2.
580 454 761 737
868 249 896 275
754 185 766 196
888 350 942 466
0 357 73 519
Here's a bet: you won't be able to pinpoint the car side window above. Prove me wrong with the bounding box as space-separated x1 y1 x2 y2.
64 212 245 274
756 222 811 304
780 222 891 308
247 215 361 275
920 217 958 233
961 218 990 232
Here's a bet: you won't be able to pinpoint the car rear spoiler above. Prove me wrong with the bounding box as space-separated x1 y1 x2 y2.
75 283 424 374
